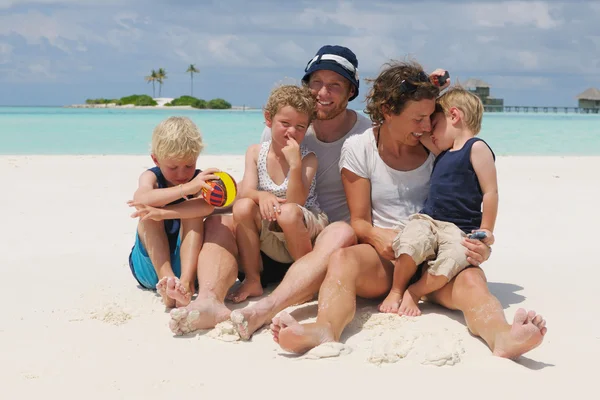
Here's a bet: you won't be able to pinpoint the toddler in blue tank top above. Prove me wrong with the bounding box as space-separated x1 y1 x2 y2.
127 116 221 309
382 87 498 316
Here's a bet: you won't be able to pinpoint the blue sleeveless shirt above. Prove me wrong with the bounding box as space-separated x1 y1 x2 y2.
420 138 495 233
148 166 201 251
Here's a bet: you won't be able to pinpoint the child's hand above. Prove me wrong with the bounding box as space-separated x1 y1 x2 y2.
471 229 494 246
187 168 221 196
258 192 286 221
128 201 165 221
281 137 302 169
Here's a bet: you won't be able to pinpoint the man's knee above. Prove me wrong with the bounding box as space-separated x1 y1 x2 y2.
314 222 357 251
204 215 235 241
327 247 359 280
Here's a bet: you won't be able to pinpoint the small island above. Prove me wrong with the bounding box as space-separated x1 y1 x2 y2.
66 94 236 110
65 65 254 110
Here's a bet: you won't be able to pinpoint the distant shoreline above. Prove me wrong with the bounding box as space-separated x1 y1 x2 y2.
63 104 257 111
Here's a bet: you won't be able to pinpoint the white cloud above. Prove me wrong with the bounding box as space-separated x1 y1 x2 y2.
469 1 562 29
0 0 123 8
0 10 106 52
0 42 12 63
27 59 56 80
0 0 598 89
490 76 551 90
516 51 540 69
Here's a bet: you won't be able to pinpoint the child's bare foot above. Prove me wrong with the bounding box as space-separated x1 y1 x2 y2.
156 277 175 308
493 308 547 359
169 297 231 335
227 279 263 303
398 288 421 316
379 289 403 313
166 277 192 307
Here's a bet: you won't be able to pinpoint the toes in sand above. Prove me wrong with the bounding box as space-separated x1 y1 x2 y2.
493 308 547 359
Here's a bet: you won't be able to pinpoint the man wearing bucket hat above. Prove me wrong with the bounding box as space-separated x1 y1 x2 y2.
168 45 478 338
225 46 466 340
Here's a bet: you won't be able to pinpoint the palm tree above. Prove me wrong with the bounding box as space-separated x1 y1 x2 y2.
186 64 199 97
145 69 158 98
157 68 167 97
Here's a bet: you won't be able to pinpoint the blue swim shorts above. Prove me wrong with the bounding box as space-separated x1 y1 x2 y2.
128 233 181 289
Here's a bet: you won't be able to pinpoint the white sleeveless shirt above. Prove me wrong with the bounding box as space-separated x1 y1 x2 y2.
339 128 434 230
257 140 320 211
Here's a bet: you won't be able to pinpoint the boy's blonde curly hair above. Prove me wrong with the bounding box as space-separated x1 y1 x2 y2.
263 85 316 123
151 116 204 161
436 86 484 135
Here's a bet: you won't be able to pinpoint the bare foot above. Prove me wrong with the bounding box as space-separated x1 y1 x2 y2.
226 279 264 303
169 298 231 336
156 277 175 308
493 308 547 359
379 289 403 313
398 289 421 316
270 312 335 354
166 277 192 307
230 305 271 340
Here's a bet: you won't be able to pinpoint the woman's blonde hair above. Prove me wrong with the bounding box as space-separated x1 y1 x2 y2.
151 116 204 161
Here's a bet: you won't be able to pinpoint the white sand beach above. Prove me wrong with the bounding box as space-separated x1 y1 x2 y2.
1 155 598 398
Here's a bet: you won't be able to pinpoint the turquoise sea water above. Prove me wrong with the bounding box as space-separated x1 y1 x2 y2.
1 107 600 156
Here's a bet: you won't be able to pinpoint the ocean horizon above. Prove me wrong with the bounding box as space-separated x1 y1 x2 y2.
2 106 600 156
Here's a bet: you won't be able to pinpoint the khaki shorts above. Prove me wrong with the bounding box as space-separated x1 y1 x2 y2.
260 206 329 264
392 214 469 281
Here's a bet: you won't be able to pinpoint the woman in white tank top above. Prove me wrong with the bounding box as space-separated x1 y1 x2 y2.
269 62 537 361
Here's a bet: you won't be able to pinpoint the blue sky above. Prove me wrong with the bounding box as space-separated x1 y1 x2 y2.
0 0 599 107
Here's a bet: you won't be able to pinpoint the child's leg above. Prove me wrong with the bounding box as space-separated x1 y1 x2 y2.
399 221 469 316
136 219 176 308
399 272 448 316
166 217 204 307
277 204 313 261
379 254 419 313
381 216 437 314
228 198 264 303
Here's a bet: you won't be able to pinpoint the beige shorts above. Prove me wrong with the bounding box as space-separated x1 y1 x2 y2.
259 206 329 264
392 214 470 281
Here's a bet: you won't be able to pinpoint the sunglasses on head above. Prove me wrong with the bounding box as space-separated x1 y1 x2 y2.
399 71 430 94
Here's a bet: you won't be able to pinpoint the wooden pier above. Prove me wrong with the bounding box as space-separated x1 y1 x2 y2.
484 105 599 113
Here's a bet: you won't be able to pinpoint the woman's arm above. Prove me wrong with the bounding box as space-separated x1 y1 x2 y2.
341 168 397 260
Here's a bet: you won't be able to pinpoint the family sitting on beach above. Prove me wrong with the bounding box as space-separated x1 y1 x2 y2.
127 45 547 360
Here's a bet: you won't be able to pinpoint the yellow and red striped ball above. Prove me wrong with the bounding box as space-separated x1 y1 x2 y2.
201 171 237 207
